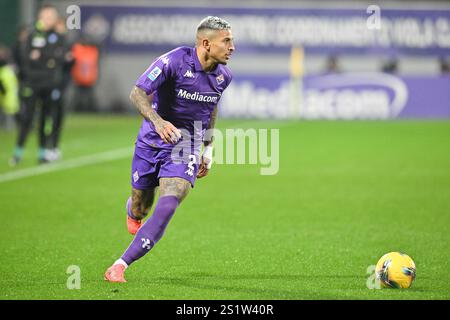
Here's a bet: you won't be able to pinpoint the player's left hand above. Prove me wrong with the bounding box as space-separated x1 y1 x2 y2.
197 162 209 179
197 146 213 179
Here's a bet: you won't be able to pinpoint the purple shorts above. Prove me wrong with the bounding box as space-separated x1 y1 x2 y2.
131 144 199 189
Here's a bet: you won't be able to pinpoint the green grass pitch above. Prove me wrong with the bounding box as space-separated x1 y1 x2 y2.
0 115 449 299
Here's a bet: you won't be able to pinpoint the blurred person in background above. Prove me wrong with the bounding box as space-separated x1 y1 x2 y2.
70 33 99 112
10 5 72 166
0 45 20 130
45 17 74 162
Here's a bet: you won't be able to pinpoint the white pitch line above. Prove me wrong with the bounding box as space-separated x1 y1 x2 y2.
0 147 133 184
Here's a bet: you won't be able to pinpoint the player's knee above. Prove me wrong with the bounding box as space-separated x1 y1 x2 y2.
176 187 190 202
161 187 190 202
159 178 191 202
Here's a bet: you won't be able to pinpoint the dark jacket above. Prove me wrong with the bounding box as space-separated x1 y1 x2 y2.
18 24 70 89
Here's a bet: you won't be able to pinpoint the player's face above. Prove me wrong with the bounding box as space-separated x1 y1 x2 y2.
38 8 59 32
209 29 235 65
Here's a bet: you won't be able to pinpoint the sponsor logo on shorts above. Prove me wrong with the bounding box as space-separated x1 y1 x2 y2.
184 154 196 177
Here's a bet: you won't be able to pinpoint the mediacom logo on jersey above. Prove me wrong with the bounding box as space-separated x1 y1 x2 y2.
177 89 219 103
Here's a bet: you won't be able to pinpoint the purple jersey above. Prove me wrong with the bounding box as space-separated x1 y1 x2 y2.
135 46 232 151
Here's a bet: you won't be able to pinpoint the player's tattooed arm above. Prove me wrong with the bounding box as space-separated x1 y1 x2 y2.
204 104 218 147
129 86 161 123
130 86 181 144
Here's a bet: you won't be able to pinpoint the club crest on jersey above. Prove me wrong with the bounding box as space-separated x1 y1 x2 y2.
216 74 224 85
183 70 195 78
133 170 139 183
147 66 162 81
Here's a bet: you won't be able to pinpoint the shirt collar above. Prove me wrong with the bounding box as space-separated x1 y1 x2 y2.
192 47 203 72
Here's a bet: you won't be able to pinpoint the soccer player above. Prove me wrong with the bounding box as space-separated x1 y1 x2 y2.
104 16 235 282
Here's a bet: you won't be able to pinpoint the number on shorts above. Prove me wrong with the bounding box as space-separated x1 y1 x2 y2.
185 154 196 177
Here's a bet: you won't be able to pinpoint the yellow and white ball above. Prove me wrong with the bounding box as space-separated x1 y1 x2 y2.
375 252 416 289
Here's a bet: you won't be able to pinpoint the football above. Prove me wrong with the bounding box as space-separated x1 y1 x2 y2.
375 252 416 288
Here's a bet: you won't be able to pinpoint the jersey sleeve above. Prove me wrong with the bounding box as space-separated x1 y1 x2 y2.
135 53 175 95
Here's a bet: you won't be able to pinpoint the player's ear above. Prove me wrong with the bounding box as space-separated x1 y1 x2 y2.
202 38 211 51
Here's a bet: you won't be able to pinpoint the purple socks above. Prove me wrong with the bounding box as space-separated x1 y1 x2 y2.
121 195 180 266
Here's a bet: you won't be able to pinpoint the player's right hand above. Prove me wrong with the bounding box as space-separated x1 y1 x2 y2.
155 120 182 144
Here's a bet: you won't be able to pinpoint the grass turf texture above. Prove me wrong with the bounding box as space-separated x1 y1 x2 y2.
0 115 449 300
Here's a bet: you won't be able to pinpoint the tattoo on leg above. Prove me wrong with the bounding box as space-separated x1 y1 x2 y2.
131 187 157 219
142 187 157 214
